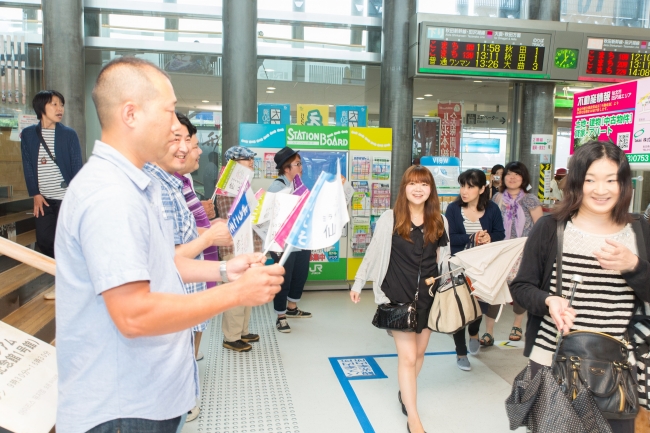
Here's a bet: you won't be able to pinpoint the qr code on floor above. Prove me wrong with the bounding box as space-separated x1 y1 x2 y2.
338 358 375 378
617 132 631 151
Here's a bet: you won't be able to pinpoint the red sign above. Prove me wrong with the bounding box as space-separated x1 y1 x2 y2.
438 102 462 157
586 50 650 78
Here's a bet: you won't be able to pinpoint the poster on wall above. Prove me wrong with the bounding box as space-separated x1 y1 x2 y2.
257 103 291 125
421 155 462 196
438 102 462 157
336 105 367 127
571 81 637 158
352 156 371 180
296 104 329 126
412 117 440 159
372 157 390 180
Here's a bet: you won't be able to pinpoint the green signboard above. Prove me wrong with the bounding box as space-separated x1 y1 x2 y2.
307 260 348 281
286 125 350 150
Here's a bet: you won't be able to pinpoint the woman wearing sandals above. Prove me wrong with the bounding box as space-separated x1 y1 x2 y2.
488 161 543 345
510 141 650 432
350 166 450 433
445 169 505 371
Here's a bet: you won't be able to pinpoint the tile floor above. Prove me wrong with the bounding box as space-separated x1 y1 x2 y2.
183 289 529 433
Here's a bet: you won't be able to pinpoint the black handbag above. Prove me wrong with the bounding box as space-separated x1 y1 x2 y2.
371 253 423 332
552 220 639 420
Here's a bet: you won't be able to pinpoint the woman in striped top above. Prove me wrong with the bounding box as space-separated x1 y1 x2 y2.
510 141 650 433
445 169 505 371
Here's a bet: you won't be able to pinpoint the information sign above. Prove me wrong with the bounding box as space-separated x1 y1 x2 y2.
419 23 552 79
285 126 349 149
581 37 650 81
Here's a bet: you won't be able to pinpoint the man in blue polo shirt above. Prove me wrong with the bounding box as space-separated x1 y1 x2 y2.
54 56 284 433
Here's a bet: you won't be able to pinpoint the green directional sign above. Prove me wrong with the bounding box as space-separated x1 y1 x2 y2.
285 125 350 150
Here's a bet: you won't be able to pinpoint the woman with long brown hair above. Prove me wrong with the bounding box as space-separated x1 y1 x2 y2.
351 166 450 433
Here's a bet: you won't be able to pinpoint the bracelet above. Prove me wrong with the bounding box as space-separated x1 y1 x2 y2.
220 261 229 283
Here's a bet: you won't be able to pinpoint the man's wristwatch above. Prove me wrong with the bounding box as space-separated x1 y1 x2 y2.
220 261 229 283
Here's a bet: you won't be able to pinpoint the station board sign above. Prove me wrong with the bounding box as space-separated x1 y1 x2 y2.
579 36 650 82
418 23 552 79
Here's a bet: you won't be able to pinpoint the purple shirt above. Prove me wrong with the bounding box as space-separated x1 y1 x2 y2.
175 173 219 289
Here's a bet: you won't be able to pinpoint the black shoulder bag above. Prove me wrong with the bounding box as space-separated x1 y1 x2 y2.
372 252 422 332
36 125 67 188
552 219 639 420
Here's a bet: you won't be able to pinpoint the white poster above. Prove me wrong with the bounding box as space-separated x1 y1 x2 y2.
0 322 57 433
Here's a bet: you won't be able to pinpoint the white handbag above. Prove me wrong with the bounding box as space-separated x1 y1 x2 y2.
428 264 482 334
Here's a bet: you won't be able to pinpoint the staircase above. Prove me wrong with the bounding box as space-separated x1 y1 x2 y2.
0 198 56 344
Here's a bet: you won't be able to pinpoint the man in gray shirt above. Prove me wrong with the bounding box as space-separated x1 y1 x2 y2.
54 57 284 433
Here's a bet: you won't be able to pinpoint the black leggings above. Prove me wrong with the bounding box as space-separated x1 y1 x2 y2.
452 317 482 356
529 361 634 433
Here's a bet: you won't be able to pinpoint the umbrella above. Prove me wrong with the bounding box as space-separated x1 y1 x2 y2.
506 364 612 433
449 237 527 305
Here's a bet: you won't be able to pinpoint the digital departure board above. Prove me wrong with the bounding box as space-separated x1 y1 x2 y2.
580 37 650 81
428 41 544 71
418 24 552 79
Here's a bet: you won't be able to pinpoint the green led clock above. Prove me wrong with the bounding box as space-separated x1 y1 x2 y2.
554 48 579 69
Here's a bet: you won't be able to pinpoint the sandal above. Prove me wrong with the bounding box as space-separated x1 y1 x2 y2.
509 327 523 341
480 332 494 347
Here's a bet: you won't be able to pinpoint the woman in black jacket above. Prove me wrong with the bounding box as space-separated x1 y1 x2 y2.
510 141 650 433
445 169 505 371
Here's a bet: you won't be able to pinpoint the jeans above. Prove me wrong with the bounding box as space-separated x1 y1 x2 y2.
87 417 182 433
452 316 482 356
271 249 311 314
34 198 61 258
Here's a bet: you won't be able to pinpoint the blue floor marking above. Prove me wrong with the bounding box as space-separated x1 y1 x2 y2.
329 351 456 433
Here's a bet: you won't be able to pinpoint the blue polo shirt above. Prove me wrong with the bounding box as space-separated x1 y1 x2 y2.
54 141 197 432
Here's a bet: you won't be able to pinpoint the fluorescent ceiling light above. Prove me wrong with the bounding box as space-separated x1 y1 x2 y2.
474 80 482 83
416 97 424 100
266 90 274 94
266 68 274 72
424 94 433 97
267 87 276 90
201 100 209 103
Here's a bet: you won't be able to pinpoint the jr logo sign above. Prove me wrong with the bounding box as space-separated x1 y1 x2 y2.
310 264 323 275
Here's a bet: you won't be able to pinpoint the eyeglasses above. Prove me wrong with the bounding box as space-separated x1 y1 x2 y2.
290 162 302 168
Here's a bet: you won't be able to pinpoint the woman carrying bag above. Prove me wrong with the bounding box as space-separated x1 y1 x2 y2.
350 166 450 433
510 141 650 433
445 169 505 371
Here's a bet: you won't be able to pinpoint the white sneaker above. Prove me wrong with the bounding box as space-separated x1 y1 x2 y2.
186 405 200 422
195 351 204 361
43 289 55 300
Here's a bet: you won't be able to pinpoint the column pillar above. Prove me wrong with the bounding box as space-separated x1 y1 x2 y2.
380 0 415 205
222 0 257 157
42 0 86 160
514 0 560 194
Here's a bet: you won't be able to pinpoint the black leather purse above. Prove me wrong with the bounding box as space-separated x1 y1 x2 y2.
551 220 639 420
372 253 423 332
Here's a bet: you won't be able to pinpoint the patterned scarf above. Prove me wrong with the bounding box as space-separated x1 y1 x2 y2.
501 190 526 240
174 173 219 289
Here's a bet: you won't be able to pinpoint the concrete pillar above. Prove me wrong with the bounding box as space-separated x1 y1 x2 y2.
380 0 415 205
513 0 560 193
222 0 257 158
42 0 86 160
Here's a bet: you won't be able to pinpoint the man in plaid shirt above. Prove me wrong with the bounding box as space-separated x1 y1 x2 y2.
144 134 232 422
216 146 265 353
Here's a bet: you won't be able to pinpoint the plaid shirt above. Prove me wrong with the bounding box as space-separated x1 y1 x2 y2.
144 163 207 332
216 194 264 259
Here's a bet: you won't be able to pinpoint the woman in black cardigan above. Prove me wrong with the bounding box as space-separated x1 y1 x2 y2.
445 169 505 371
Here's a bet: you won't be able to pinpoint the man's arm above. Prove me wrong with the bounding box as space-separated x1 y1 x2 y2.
102 262 284 338
176 219 232 259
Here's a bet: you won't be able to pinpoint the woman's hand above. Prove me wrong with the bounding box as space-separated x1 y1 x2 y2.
594 239 639 273
545 296 576 334
476 230 491 245
350 290 360 303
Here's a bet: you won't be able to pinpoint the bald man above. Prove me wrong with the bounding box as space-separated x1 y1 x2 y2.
54 57 284 433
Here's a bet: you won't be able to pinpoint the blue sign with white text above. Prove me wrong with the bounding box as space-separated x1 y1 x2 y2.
257 103 291 125
239 123 287 148
336 105 367 127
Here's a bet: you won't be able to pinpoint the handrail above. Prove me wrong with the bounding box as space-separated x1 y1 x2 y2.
0 237 55 276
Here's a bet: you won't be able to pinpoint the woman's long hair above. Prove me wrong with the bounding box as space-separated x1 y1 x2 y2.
554 140 633 225
393 166 444 244
455 169 490 211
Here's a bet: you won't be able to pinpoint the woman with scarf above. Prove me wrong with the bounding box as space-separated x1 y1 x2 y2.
486 161 542 345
